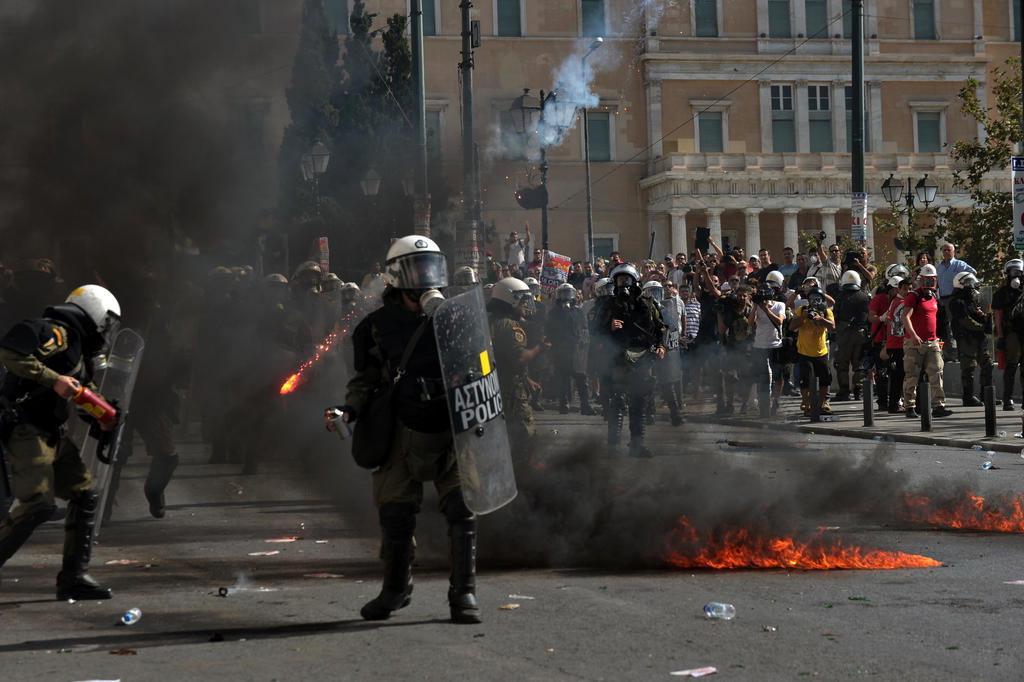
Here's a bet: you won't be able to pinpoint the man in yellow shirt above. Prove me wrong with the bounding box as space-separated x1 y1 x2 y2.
791 277 836 415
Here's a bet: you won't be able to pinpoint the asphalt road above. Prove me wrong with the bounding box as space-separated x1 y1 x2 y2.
1 415 1023 681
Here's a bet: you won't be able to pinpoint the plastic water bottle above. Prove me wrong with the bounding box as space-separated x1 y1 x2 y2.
121 608 142 626
980 461 994 471
971 445 984 451
998 431 1008 438
703 602 736 620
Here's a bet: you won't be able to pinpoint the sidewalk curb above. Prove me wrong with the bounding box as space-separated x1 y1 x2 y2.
689 414 1024 455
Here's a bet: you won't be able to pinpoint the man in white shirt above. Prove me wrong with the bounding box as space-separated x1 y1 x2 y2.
748 289 788 415
505 224 532 274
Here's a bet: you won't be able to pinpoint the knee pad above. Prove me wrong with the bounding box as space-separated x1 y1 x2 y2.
378 503 417 537
441 491 473 525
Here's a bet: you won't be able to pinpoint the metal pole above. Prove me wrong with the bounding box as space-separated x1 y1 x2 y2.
851 0 865 195
540 146 549 251
862 375 873 427
984 384 997 438
583 107 595 264
1020 0 1024 141
458 0 480 272
411 0 431 236
918 379 931 432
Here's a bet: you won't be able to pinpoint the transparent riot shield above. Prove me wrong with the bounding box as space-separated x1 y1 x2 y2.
433 287 517 514
76 329 145 534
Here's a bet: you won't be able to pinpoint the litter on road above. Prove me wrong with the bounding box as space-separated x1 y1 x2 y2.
498 603 521 610
248 550 280 557
508 594 535 600
669 666 718 677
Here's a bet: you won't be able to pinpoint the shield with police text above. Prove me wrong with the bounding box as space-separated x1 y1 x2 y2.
433 287 517 514
74 328 145 535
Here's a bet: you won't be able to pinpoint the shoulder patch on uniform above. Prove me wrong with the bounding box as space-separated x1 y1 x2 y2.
37 325 69 358
513 327 526 344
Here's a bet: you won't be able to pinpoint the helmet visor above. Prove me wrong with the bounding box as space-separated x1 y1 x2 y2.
645 287 664 302
390 252 448 289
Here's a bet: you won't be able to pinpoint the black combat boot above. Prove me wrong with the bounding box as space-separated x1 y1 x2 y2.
1004 374 1016 411
361 505 415 621
628 397 652 458
56 490 112 601
144 454 179 519
961 374 981 407
578 382 596 415
448 518 481 624
606 395 625 450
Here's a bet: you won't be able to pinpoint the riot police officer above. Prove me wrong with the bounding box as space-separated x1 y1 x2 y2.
642 281 683 426
833 270 871 401
326 236 480 624
594 264 666 457
0 285 121 600
992 259 1024 410
546 283 593 416
587 278 613 418
950 272 993 406
488 277 545 453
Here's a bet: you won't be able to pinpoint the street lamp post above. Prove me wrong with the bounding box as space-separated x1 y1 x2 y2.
508 89 578 251
582 37 604 265
881 173 939 256
300 141 331 216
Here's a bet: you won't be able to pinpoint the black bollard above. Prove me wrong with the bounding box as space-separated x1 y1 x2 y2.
810 373 822 423
862 376 874 427
918 379 931 432
984 384 997 438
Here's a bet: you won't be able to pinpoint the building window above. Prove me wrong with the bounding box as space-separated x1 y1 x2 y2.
842 0 853 38
916 111 942 152
912 0 936 40
698 112 724 152
844 86 871 152
768 0 791 38
582 0 605 37
586 111 612 161
805 0 828 38
422 0 437 36
808 85 832 152
496 0 521 36
325 0 349 35
695 0 718 37
426 110 442 160
593 236 618 259
1016 1 1021 41
770 84 796 152
498 110 527 159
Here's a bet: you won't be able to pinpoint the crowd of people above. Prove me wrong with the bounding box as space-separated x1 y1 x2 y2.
476 227 1021 431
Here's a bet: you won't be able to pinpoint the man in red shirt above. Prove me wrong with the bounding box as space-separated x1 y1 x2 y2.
900 264 953 418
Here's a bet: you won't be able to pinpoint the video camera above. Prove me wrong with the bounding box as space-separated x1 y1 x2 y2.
805 290 828 318
752 286 774 305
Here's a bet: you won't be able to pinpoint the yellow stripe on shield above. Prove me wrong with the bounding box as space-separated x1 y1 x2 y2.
479 350 491 376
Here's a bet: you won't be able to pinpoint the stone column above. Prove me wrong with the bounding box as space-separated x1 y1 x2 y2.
758 81 772 153
670 209 688 256
783 208 801 252
820 207 838 246
646 79 663 160
744 208 763 255
705 208 724 251
795 80 810 153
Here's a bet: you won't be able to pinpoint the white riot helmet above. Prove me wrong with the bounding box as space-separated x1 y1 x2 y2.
452 265 479 287
953 272 979 290
595 277 613 297
609 263 641 289
1005 259 1024 278
66 285 121 336
840 270 861 290
918 263 938 277
522 276 541 297
641 280 664 302
555 282 577 303
765 270 785 289
885 263 911 281
491 277 534 314
340 282 361 302
383 235 448 290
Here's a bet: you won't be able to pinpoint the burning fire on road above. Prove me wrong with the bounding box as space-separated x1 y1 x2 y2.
663 518 942 570
901 491 1024 533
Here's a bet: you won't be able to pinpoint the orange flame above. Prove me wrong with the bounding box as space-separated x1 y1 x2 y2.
664 518 941 570
901 491 1024 533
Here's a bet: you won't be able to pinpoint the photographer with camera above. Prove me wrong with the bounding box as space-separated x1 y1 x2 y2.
899 264 953 418
791 277 836 415
832 270 871 402
748 278 788 415
716 284 755 414
808 231 843 296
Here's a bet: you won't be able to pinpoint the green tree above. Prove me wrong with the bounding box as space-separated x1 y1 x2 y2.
943 58 1022 283
278 0 341 221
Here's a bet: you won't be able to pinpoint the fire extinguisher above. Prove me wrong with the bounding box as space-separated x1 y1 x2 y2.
71 386 118 427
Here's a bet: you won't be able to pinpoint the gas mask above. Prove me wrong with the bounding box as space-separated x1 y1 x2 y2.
1010 271 1022 289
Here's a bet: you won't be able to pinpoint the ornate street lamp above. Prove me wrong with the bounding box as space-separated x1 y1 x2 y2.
882 173 941 257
